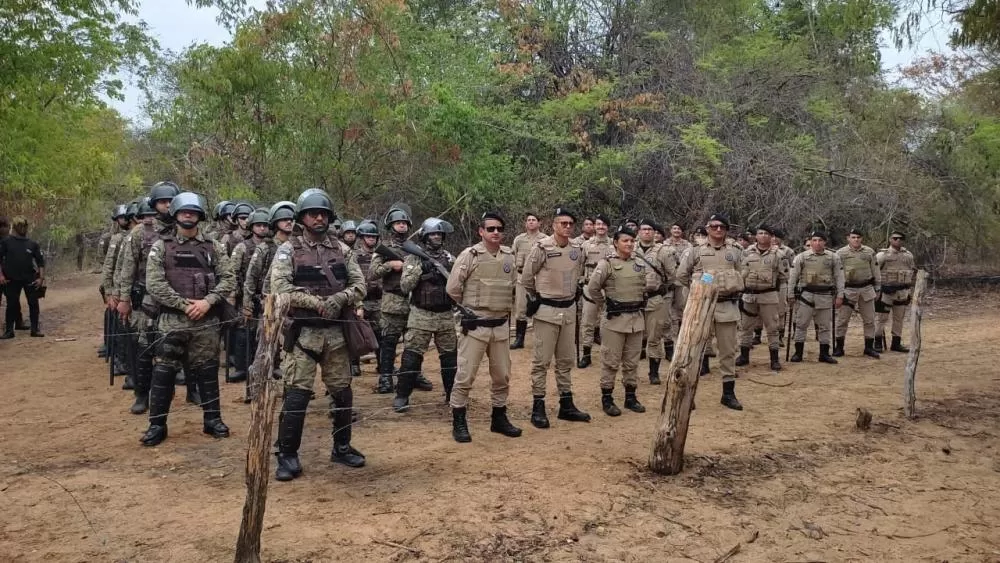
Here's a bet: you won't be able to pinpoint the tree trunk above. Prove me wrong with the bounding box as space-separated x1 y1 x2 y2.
903 270 927 419
649 278 719 475
234 293 289 563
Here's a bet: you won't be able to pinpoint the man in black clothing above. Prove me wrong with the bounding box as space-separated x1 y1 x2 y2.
0 217 46 338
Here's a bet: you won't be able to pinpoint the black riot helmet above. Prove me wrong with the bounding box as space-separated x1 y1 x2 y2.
357 219 379 237
137 197 157 218
295 189 336 221
419 217 453 250
231 202 255 219
169 192 207 229
213 200 232 221
268 201 296 234
149 181 181 204
112 204 129 220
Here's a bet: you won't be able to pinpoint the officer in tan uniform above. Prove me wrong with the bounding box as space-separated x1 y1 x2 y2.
510 212 544 349
676 213 745 410
875 230 916 353
520 207 591 427
576 214 611 368
772 228 796 347
636 219 676 384
788 231 845 364
445 212 522 443
571 216 595 245
664 221 691 357
834 228 881 358
587 226 657 416
736 225 788 371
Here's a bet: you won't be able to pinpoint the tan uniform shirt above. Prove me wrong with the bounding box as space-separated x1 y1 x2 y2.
636 242 677 309
741 243 788 304
512 231 544 274
446 242 516 318
587 250 658 333
837 244 881 302
789 250 845 308
676 240 745 323
520 235 584 326
875 246 916 301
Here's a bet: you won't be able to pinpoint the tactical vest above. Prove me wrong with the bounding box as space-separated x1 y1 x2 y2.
583 237 611 276
237 237 258 280
743 247 778 291
604 256 646 302
135 223 160 285
226 229 248 256
382 240 405 296
696 243 744 296
880 248 915 286
411 250 453 312
289 236 348 319
798 252 835 290
535 239 582 299
462 246 515 312
839 246 876 287
253 239 277 297
356 247 382 301
162 235 218 300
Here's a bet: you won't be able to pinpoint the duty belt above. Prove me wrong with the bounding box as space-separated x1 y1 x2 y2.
881 283 912 293
413 302 452 313
845 278 875 289
716 294 740 303
803 285 834 294
605 298 646 319
738 300 757 317
539 297 576 308
648 285 669 297
742 287 776 295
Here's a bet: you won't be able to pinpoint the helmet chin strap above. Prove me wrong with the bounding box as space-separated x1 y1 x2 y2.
177 219 198 229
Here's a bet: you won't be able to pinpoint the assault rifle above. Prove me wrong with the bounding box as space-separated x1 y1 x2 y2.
398 240 489 331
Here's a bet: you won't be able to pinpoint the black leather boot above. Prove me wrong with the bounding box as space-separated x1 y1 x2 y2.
414 371 434 391
510 320 527 349
141 364 176 446
393 350 422 412
198 362 230 438
490 406 521 437
665 340 674 360
593 327 601 345
0 325 14 339
873 335 884 352
891 335 909 353
130 352 153 415
648 358 661 385
752 329 762 345
735 346 750 366
700 355 710 376
832 337 845 357
818 344 838 364
863 338 881 358
720 380 743 411
275 388 310 481
186 379 201 406
557 393 591 422
229 328 248 383
330 387 365 468
452 407 472 442
790 342 804 362
769 348 782 371
530 396 549 428
623 385 645 413
439 351 457 404
376 333 399 394
577 346 592 369
640 338 647 360
601 388 621 417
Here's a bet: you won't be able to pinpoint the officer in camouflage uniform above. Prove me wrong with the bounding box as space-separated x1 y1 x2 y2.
339 220 357 248
834 228 881 358
577 214 611 369
223 202 254 256
520 206 591 428
215 201 238 242
100 204 131 373
140 192 236 447
392 218 458 412
272 189 367 481
636 219 677 384
736 225 788 371
510 212 544 349
587 226 657 416
227 208 271 382
354 220 382 375
676 213 745 410
788 231 845 364
875 231 916 353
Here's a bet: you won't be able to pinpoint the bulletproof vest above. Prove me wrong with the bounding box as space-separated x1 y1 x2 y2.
136 223 160 284
743 246 778 291
381 240 405 295
237 237 258 279
162 235 218 300
583 236 611 276
356 247 382 301
226 229 248 255
798 251 836 288
839 246 876 284
289 236 348 298
534 238 583 299
411 249 453 312
695 242 744 295
604 256 646 302
880 248 915 285
462 246 515 312
252 239 277 296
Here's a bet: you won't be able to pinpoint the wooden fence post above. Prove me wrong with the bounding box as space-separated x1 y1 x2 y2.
903 270 928 419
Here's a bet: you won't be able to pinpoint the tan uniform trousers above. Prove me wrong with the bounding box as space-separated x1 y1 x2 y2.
530 317 576 397
837 293 876 339
738 302 781 349
793 301 833 345
669 285 686 341
580 296 603 348
282 326 352 393
876 291 908 337
644 297 670 360
708 320 738 383
600 328 643 389
450 323 510 409
514 280 528 322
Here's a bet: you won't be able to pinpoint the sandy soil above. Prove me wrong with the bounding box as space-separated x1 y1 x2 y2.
1 274 999 562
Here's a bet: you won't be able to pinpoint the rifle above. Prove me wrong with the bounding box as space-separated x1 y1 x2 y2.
108 313 117 386
398 240 485 327
374 243 404 262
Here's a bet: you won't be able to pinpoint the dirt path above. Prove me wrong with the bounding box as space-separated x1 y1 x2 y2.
1 274 999 562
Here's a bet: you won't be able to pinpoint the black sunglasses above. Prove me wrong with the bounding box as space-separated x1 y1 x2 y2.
890 236 903 240
484 226 504 233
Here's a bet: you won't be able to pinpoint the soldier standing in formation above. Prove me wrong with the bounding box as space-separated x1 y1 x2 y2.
140 192 235 446
228 209 271 383
510 212 543 349
735 225 788 371
664 221 691 358
676 214 745 410
354 220 383 375
271 189 367 481
393 218 458 412
834 228 881 358
577 214 611 369
339 221 357 248
520 207 591 428
788 231 845 364
587 226 656 416
875 230 916 353
223 202 254 255
571 216 595 245
772 229 796 347
636 219 676 384
98 205 130 371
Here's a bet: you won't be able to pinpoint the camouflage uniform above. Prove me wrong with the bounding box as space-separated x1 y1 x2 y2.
227 234 265 380
370 236 410 390
355 243 383 369
101 231 129 376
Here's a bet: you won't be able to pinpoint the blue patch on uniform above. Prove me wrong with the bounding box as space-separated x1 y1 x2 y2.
569 249 580 261
503 262 512 273
725 253 735 262
633 263 643 272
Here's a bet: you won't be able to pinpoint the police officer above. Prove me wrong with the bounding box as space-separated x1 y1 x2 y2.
271 189 367 480
393 218 458 411
875 230 916 353
97 205 130 366
663 221 691 358
520 206 591 428
788 231 845 364
339 221 358 248
676 213 745 410
223 202 254 255
736 225 788 371
571 217 595 245
445 212 522 442
835 228 881 358
140 192 236 447
226 208 271 382
577 214 611 368
0 217 46 338
772 228 796 347
636 219 677 384
354 220 382 376
510 212 544 349
587 226 657 416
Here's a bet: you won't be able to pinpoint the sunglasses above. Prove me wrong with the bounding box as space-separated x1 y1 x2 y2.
555 220 575 226
484 226 504 233
707 224 726 230
890 236 903 240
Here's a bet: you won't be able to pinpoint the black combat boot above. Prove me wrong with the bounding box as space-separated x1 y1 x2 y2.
350 358 361 377
414 371 434 392
393 349 422 412
720 380 743 411
439 351 457 404
623 385 645 413
640 338 647 360
577 346 592 369
490 406 522 437
376 333 399 393
594 327 601 345
0 325 14 339
735 346 750 367
130 352 153 415
873 335 885 353
832 337 845 357
790 342 804 362
778 328 786 348
186 379 201 406
198 362 230 438
890 335 909 353
330 387 365 468
818 344 838 364
601 388 621 416
275 388 310 481
530 396 549 429
863 338 881 358
665 340 674 360
140 364 176 446
700 355 711 376
752 328 762 346
648 358 661 385
769 348 782 371
228 328 248 383
452 407 472 442
510 320 527 349
557 393 591 422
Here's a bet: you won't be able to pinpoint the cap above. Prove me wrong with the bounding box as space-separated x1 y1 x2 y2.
553 206 576 221
756 224 774 235
810 230 828 241
890 230 906 239
849 227 864 236
653 223 666 237
772 228 786 239
708 213 730 228
614 225 637 239
481 211 506 227
594 213 611 226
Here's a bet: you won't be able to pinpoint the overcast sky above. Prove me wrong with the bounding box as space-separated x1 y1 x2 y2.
108 0 955 123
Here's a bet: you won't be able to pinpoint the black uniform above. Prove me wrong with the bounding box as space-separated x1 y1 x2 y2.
0 235 45 334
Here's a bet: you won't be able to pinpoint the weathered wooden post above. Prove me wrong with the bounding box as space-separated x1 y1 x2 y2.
235 293 289 563
903 270 927 419
649 277 719 475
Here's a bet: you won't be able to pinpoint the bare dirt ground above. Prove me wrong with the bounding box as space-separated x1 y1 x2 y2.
2 273 999 562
